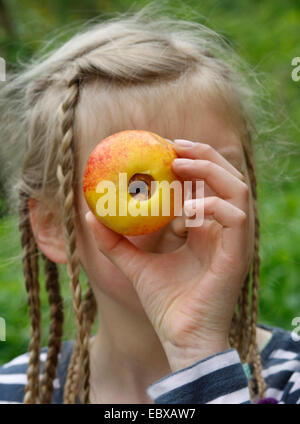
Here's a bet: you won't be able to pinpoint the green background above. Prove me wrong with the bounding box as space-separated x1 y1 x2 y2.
0 0 300 365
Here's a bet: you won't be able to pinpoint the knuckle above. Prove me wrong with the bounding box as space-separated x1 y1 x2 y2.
198 143 213 157
208 195 220 207
239 172 247 183
236 209 248 224
240 182 249 199
202 159 213 173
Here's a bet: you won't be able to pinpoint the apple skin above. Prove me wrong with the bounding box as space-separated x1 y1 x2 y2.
83 130 183 236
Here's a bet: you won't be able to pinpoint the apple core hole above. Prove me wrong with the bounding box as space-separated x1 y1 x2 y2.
128 173 156 201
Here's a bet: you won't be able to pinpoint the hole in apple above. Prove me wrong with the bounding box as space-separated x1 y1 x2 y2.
128 173 156 201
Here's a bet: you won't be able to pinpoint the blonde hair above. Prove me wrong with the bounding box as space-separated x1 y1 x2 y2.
0 4 268 403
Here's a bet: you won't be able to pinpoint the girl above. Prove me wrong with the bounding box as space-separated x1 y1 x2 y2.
0 6 299 404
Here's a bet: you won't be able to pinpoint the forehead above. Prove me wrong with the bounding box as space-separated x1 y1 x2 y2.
75 81 244 178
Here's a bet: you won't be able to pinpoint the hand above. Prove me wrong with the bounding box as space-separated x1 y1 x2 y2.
84 139 251 372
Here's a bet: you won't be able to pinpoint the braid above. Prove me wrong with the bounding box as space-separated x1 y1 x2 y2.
229 306 239 349
63 340 81 403
83 282 97 335
242 141 268 400
19 191 41 404
39 255 64 403
238 272 251 361
56 72 91 404
63 283 97 403
76 282 98 403
229 271 251 361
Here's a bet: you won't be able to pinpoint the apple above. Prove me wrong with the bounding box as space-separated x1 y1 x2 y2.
82 130 183 236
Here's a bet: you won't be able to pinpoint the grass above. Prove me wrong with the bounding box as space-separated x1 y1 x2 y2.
258 183 300 328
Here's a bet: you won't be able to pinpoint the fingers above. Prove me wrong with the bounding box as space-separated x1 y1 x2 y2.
184 196 247 257
173 139 245 181
172 158 249 211
185 197 247 228
85 211 150 286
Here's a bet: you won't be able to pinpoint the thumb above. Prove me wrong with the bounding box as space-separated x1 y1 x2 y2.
85 211 150 286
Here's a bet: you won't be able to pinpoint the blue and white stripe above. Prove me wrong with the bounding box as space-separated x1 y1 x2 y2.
0 325 299 404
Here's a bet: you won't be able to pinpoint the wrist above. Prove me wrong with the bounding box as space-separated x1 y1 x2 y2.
163 339 231 373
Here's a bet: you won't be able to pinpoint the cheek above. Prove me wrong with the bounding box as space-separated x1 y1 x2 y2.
77 227 142 310
74 200 142 309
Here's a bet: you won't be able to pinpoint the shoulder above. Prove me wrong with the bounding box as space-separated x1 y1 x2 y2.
0 340 75 404
257 323 300 404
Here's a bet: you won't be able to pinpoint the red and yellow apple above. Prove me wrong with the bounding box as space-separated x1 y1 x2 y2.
82 130 183 236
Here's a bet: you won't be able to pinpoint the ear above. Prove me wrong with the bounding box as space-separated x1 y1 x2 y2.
28 198 68 264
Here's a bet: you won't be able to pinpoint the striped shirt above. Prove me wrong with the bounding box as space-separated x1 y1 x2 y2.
0 323 299 404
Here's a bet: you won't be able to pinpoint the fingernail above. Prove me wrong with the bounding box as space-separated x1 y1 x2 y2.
174 139 195 147
173 158 194 166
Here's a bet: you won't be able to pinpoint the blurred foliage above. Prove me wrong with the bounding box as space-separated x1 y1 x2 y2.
0 0 300 364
